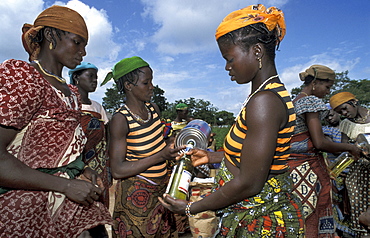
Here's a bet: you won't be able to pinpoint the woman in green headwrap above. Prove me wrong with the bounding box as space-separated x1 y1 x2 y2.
0 5 112 238
102 56 185 237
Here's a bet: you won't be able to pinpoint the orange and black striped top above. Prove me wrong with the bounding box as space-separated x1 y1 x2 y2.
223 82 296 174
117 103 167 179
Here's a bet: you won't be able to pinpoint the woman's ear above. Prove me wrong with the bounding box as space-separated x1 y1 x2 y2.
253 43 264 59
124 81 132 92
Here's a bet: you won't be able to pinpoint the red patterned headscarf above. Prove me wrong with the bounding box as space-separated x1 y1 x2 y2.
22 5 88 61
215 4 285 43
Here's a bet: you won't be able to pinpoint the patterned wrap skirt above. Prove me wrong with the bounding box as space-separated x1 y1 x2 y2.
112 175 178 238
288 131 334 238
213 160 305 238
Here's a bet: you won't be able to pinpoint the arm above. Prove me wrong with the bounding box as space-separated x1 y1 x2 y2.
0 126 101 206
306 112 362 158
109 113 184 179
160 91 286 213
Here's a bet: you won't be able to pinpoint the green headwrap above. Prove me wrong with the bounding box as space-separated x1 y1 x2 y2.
176 103 188 110
100 56 149 86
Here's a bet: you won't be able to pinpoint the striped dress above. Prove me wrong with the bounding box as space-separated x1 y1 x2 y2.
214 82 305 237
112 103 177 238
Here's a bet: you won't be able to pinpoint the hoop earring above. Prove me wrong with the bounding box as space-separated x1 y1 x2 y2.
258 58 262 70
49 42 53 50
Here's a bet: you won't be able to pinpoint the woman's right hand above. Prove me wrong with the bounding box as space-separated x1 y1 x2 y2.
186 148 210 167
63 179 102 206
349 144 363 161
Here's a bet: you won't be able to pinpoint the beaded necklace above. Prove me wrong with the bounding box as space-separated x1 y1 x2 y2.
235 74 279 120
125 104 151 123
34 60 66 84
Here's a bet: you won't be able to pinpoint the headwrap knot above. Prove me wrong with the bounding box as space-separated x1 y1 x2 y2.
215 4 286 42
330 92 357 110
101 56 149 86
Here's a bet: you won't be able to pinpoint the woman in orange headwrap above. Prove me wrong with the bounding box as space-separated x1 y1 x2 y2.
330 92 370 237
159 4 305 237
0 5 112 237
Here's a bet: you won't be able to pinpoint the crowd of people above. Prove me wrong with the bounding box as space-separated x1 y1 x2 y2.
0 3 369 238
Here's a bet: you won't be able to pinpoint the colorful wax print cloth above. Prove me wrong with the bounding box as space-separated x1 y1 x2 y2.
112 175 178 238
0 59 112 237
80 101 111 207
212 160 305 238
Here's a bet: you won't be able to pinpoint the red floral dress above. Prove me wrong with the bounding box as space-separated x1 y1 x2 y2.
0 59 112 237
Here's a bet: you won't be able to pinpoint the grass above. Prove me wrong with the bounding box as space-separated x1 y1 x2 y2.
210 125 231 151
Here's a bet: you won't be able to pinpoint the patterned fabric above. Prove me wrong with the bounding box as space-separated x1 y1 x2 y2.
223 82 296 174
339 117 370 236
116 103 167 178
288 95 334 238
113 103 177 237
322 126 355 236
213 160 305 237
0 59 112 237
80 102 111 207
112 175 177 238
293 95 328 134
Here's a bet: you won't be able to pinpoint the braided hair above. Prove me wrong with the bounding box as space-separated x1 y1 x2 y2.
217 22 280 62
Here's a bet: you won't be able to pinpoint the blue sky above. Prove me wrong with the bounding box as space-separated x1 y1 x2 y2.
1 0 369 115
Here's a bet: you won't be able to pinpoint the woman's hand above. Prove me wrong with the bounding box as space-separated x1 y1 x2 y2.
179 148 210 167
79 166 104 190
349 144 363 161
62 179 102 206
158 194 188 215
161 142 186 161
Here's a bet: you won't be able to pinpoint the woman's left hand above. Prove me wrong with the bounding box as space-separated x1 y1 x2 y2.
79 167 104 190
158 194 188 215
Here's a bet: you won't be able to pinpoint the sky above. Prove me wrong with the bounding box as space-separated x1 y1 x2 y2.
1 0 369 116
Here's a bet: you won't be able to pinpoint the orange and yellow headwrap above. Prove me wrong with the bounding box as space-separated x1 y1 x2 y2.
22 5 88 61
329 92 357 110
215 4 286 42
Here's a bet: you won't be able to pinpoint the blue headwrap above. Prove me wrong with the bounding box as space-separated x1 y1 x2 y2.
68 62 98 84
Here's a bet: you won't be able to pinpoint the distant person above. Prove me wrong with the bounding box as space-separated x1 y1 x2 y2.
171 103 191 136
330 91 370 237
0 5 112 237
101 56 185 237
287 65 361 237
159 4 305 237
322 104 354 237
69 62 111 209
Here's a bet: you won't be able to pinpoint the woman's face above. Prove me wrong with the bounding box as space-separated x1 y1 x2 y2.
131 67 154 102
76 68 98 93
51 31 87 70
218 42 257 85
312 80 334 98
334 101 357 119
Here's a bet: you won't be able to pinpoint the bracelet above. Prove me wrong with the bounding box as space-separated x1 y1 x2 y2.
185 202 194 217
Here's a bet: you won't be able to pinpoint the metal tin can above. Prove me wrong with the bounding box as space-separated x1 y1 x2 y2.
174 119 211 150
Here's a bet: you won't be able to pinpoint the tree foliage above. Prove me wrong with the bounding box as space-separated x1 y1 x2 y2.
102 84 236 125
290 71 370 106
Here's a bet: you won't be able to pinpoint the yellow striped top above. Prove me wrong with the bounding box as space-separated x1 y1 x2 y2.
223 82 296 174
117 103 167 178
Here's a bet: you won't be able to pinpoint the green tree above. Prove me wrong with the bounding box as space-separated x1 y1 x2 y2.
215 110 235 125
102 83 124 114
152 85 167 112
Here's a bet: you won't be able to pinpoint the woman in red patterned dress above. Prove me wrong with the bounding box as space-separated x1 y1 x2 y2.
0 5 112 238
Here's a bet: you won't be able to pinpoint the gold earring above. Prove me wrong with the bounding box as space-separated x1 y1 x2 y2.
49 42 53 50
258 58 262 69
